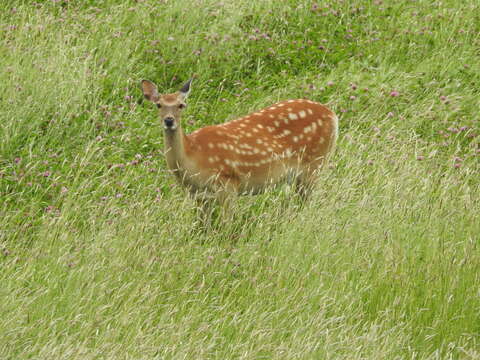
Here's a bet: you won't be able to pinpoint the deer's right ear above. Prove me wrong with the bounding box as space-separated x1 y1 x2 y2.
179 78 193 100
141 80 160 102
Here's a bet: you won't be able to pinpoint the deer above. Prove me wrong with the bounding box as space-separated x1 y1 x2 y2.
141 78 338 219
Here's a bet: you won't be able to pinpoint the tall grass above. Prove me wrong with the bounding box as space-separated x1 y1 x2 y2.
0 0 479 358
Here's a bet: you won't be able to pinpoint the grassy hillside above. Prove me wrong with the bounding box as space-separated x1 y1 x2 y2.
0 0 479 358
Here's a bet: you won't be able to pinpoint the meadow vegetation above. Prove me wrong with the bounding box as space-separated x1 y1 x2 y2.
0 0 479 358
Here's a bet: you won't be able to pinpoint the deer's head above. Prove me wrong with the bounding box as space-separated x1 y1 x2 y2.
141 79 192 131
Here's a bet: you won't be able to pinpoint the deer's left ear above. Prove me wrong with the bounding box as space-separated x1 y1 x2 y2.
179 79 193 100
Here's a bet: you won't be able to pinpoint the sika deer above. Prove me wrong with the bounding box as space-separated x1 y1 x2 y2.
141 79 338 211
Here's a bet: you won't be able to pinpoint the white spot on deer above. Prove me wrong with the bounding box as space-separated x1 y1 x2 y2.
283 118 289 124
274 121 280 127
304 126 311 134
293 136 299 143
269 114 274 119
282 129 291 136
254 112 262 116
307 109 313 115
208 157 215 163
319 137 325 144
317 119 323 127
257 124 264 129
288 113 298 120
311 122 317 132
252 128 259 133
208 142 214 149
240 123 247 128
299 110 306 118
278 103 284 107
256 139 263 144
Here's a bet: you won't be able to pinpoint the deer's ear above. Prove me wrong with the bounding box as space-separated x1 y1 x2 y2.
141 80 160 102
179 78 193 100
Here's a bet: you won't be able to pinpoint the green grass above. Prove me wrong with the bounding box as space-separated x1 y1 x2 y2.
1 0 479 358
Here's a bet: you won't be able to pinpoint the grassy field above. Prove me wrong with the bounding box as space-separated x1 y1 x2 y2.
0 0 479 358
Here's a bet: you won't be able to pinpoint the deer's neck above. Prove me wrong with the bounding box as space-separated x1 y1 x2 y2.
164 127 191 177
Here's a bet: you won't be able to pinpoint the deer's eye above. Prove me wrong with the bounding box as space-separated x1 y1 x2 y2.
178 103 186 109
156 103 162 108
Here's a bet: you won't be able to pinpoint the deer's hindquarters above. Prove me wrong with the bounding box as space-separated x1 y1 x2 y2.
185 99 338 195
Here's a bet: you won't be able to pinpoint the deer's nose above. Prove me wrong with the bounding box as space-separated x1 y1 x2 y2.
164 117 175 128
